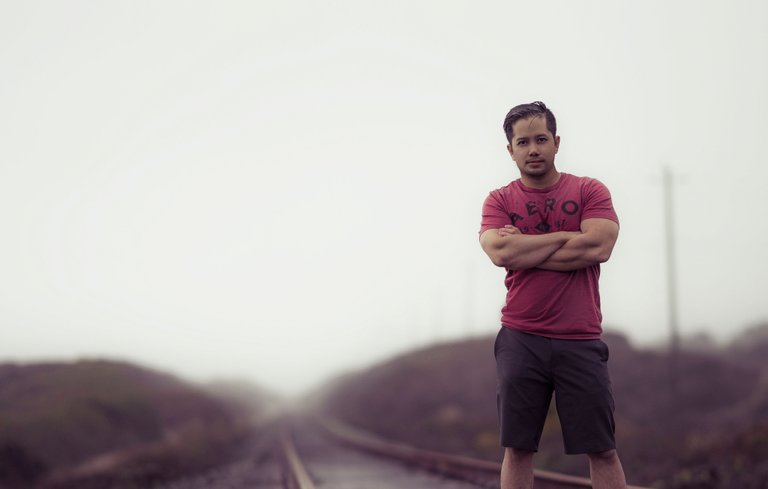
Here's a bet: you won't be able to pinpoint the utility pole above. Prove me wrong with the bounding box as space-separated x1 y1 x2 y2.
662 166 681 398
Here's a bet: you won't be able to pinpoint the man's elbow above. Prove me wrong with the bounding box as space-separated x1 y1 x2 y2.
481 238 512 268
491 253 531 270
582 233 617 264
594 245 615 263
486 250 520 269
488 251 511 268
480 233 532 270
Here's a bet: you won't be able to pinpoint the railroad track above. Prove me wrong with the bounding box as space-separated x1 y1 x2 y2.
280 429 316 489
158 417 651 489
314 416 652 489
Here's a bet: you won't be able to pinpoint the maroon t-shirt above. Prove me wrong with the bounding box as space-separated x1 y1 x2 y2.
479 173 619 339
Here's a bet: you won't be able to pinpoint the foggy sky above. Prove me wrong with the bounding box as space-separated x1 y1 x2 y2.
2 0 767 395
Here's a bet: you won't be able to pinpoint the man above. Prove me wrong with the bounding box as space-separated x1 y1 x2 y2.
479 101 627 489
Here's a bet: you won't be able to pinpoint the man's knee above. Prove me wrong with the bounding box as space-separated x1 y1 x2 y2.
587 449 619 463
505 447 535 462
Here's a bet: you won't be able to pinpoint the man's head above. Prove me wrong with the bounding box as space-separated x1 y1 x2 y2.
502 101 557 143
503 101 561 188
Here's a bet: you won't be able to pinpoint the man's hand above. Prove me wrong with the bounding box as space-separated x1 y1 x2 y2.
497 225 522 237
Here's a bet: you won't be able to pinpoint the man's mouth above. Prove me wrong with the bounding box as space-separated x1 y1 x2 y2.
527 160 544 164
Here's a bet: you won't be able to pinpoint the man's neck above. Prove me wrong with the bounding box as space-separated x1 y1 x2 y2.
520 171 561 189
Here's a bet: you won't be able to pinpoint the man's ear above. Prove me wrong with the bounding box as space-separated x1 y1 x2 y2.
554 135 561 153
506 143 514 157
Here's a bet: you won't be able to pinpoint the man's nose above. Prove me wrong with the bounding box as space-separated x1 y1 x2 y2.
528 144 540 156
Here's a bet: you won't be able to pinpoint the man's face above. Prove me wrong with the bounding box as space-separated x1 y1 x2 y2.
507 115 560 185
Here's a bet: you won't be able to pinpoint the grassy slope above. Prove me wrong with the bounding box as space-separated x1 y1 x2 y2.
0 360 265 489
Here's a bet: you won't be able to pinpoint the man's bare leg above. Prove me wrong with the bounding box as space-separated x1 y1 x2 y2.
587 449 627 489
500 447 535 489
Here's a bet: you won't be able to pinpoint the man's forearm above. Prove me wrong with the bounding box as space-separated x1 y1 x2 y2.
536 233 613 271
485 231 577 269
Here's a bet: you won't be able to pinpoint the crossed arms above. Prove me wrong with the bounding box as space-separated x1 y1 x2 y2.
479 218 619 272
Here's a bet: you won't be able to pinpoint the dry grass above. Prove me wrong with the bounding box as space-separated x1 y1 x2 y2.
0 360 267 489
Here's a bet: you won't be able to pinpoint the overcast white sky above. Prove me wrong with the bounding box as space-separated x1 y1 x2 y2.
2 1 767 396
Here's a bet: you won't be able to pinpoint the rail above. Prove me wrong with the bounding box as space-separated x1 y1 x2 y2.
279 430 317 489
318 417 651 489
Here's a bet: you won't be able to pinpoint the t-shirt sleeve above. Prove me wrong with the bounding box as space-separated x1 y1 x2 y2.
479 191 512 235
581 178 619 225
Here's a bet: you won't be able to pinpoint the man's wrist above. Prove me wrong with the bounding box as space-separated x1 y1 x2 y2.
556 231 579 241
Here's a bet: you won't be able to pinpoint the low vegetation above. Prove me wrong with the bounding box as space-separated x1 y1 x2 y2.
0 360 272 489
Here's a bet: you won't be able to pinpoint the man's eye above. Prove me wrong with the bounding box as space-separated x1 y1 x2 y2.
537 137 547 143
518 141 527 146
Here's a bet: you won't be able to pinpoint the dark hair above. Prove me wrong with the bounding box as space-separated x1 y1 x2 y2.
502 101 557 142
